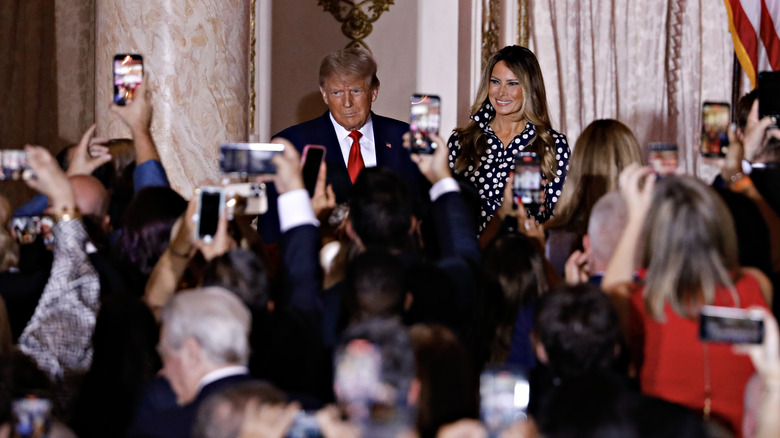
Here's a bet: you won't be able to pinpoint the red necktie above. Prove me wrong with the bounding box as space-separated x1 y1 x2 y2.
347 130 364 183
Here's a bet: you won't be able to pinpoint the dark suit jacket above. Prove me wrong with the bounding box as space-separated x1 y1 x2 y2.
274 110 419 203
128 373 254 438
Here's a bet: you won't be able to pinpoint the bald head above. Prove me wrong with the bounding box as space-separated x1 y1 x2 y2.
586 191 627 272
69 175 110 222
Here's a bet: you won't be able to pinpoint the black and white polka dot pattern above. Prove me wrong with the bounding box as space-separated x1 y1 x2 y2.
448 103 570 233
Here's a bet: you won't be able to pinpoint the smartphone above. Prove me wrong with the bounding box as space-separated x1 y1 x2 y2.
301 145 326 197
512 152 542 216
758 71 780 122
113 54 143 106
11 216 54 247
285 411 322 438
195 187 225 243
700 102 730 157
219 143 285 176
409 94 441 154
647 143 678 176
12 396 52 438
223 182 268 216
0 150 33 181
480 366 529 435
700 305 765 344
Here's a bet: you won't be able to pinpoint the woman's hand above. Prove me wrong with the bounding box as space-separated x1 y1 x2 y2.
617 163 655 223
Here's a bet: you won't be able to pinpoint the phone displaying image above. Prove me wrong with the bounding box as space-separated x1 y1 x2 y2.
301 145 326 198
700 102 730 157
286 411 322 438
700 305 765 344
219 143 285 176
12 396 52 438
0 150 33 181
113 54 143 106
410 94 441 154
480 366 529 436
758 71 780 122
196 187 225 243
11 216 54 247
647 143 678 176
513 152 542 216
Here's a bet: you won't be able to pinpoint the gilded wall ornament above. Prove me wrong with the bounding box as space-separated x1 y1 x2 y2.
318 0 395 50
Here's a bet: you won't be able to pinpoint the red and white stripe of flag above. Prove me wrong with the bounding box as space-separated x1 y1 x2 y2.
724 0 780 87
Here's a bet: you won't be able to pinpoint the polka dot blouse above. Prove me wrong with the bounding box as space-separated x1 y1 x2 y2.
447 102 570 233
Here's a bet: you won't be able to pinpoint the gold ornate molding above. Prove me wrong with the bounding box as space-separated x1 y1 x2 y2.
318 0 395 50
518 0 529 47
482 0 500 70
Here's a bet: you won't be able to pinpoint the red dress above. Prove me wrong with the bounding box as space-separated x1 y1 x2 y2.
629 272 768 435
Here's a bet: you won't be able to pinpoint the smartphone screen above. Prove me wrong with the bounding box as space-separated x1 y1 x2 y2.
410 94 441 154
113 54 143 106
513 152 542 216
197 188 224 242
0 150 33 181
647 143 678 176
301 145 326 198
758 71 780 121
12 397 52 438
219 143 285 176
480 366 529 435
699 305 764 344
700 102 730 157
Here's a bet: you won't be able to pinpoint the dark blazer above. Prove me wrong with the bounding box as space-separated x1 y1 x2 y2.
128 373 254 438
274 111 419 203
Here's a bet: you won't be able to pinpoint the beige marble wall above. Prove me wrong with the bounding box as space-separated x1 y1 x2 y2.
55 0 95 146
96 0 249 197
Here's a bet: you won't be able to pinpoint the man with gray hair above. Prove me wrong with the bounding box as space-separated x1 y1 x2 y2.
129 287 254 438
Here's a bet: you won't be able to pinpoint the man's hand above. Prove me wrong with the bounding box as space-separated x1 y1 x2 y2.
409 133 452 184
67 124 112 177
24 145 75 212
268 138 305 195
565 249 590 285
110 82 153 133
744 99 776 162
193 204 235 261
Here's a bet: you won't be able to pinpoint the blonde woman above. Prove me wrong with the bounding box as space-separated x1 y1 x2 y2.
544 119 642 277
605 165 772 435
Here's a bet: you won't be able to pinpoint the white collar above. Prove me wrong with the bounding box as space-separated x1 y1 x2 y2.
196 365 248 393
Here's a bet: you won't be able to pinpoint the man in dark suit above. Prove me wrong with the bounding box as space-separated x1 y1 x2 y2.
274 47 419 203
128 287 254 438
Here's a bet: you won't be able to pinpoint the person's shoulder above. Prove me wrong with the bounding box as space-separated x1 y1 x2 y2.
371 113 409 130
546 127 569 143
273 112 330 139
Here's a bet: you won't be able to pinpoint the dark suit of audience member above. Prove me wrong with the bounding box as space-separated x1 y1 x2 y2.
128 288 254 438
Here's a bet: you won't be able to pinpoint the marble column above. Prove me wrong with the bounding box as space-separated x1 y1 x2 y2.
96 0 249 196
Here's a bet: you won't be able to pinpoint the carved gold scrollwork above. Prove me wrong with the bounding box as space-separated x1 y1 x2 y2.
249 0 256 135
518 0 529 47
482 0 500 70
318 0 395 50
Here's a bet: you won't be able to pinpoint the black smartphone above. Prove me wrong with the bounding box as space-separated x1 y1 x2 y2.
699 305 765 344
758 71 780 122
647 143 678 176
301 145 326 197
512 152 542 216
410 94 441 154
113 54 143 106
700 102 730 158
196 187 225 243
219 143 285 176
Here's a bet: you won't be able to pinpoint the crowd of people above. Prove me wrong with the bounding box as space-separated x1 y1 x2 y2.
0 44 779 438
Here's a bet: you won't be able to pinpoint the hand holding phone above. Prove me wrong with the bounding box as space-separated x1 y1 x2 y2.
409 94 441 154
113 54 143 106
480 366 529 436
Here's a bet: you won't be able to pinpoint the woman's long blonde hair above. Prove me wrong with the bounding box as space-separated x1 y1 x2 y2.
454 46 557 181
642 176 739 321
545 119 642 234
